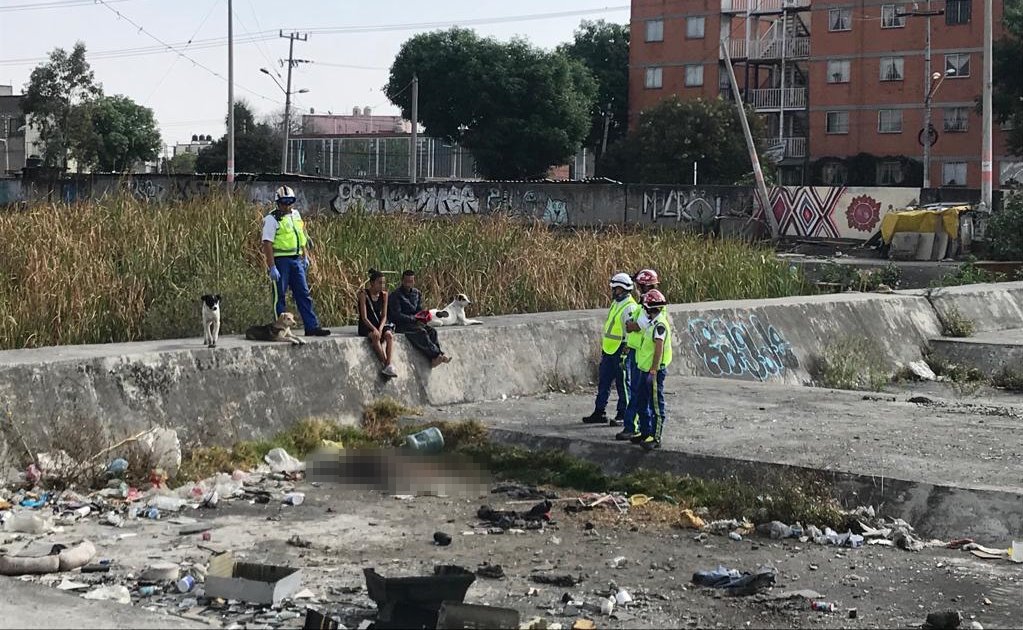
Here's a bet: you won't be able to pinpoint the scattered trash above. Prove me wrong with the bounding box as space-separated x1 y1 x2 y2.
140 561 181 582
433 531 452 547
138 428 182 477
848 608 858 619
811 601 837 613
531 573 583 587
599 597 615 616
615 589 633 606
907 360 937 381
56 578 90 591
287 534 313 549
607 556 627 569
176 575 196 593
364 565 475 630
2 512 51 534
628 494 652 507
264 447 305 474
282 492 305 507
1012 541 1023 563
477 501 551 531
922 610 963 630
676 509 706 530
692 565 777 596
205 553 303 605
728 531 742 541
476 563 505 579
405 427 445 453
148 495 186 512
571 620 595 630
82 584 131 605
437 602 520 630
106 458 129 475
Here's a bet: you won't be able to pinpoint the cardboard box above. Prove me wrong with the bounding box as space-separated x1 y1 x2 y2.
205 553 302 605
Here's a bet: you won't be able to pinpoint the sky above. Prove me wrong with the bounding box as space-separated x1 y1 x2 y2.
0 0 629 153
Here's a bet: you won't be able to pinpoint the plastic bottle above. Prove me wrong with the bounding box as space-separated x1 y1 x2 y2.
149 495 186 512
404 427 445 453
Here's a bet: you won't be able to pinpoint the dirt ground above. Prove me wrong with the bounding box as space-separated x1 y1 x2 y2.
3 475 1020 630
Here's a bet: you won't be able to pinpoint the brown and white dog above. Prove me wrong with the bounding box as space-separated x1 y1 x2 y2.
427 294 482 327
245 312 305 345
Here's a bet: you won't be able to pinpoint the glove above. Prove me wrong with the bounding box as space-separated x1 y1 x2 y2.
268 266 281 283
303 256 311 270
646 371 655 385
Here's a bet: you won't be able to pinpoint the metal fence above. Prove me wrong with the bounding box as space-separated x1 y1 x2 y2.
287 135 477 180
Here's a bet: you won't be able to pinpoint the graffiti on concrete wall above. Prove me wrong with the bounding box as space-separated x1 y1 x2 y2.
383 184 480 215
126 178 164 202
642 188 720 227
0 180 22 205
486 188 570 225
760 186 919 239
687 314 796 381
330 182 377 214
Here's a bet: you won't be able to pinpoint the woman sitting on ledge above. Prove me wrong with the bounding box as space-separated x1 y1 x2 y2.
357 269 397 378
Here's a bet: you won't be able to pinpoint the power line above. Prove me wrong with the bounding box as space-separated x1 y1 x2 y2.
0 5 629 66
145 0 222 102
0 0 135 12
309 61 389 71
91 0 281 105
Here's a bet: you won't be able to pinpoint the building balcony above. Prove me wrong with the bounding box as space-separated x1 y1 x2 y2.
766 137 807 159
721 0 811 14
722 36 810 61
748 87 807 110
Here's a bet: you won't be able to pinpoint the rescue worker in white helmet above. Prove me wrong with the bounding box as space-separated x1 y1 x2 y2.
583 273 638 426
617 268 660 441
260 185 330 336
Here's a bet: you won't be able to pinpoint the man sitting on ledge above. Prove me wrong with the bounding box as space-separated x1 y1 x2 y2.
387 270 452 368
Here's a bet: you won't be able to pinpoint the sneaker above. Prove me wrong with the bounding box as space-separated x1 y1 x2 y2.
381 364 398 378
582 412 607 424
615 431 640 441
305 327 331 337
630 433 648 444
640 436 660 451
609 416 624 427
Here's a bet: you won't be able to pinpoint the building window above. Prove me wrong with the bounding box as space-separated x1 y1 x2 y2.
829 8 852 31
881 4 906 28
946 0 971 25
945 53 971 77
877 161 904 185
880 57 904 81
685 65 705 87
827 60 851 83
645 19 664 42
821 162 848 185
645 67 663 89
942 161 967 186
687 16 706 39
878 109 903 133
826 111 850 134
944 107 969 132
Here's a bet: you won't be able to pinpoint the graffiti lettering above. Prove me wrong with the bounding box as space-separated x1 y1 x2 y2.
126 179 163 202
331 182 377 214
642 189 720 226
687 314 796 381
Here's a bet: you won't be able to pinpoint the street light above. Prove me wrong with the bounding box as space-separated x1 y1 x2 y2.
923 67 955 188
259 67 310 173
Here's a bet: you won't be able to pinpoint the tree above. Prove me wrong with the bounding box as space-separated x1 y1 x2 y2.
23 42 102 168
558 20 630 155
74 95 162 172
600 96 770 185
386 28 597 179
164 152 197 175
994 2 1023 156
196 101 280 174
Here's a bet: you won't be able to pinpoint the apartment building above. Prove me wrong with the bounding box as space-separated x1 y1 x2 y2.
629 0 1014 188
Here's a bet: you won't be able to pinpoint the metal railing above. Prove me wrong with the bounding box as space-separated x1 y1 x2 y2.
748 87 807 109
721 0 811 13
767 137 807 159
721 36 809 60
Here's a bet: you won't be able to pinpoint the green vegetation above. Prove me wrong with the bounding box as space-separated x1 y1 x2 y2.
0 193 809 349
987 194 1023 261
819 262 901 292
936 259 1005 287
991 365 1023 393
939 306 976 338
816 338 889 392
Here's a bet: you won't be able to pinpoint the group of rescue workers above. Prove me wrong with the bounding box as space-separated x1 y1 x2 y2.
583 269 671 451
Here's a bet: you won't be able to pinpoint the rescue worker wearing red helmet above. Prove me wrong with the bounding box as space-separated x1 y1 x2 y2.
633 289 672 450
616 268 661 441
583 273 638 426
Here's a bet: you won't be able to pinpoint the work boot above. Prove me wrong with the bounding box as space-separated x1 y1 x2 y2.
305 327 331 337
582 411 607 424
630 433 648 444
615 431 640 441
640 436 660 451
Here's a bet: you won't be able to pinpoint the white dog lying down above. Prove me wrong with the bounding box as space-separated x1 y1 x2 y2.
427 294 483 327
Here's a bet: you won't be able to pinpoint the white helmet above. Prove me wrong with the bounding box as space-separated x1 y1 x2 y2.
610 272 634 291
275 185 296 204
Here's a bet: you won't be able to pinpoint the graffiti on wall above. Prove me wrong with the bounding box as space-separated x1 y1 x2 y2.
687 314 797 382
383 184 479 215
0 180 22 205
126 178 164 202
759 186 919 239
641 189 721 227
330 182 377 213
486 188 570 225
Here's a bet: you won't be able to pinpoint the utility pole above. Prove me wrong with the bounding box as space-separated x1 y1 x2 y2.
600 102 612 156
409 75 419 184
721 38 778 240
227 0 234 184
279 31 309 174
900 3 944 188
981 0 993 211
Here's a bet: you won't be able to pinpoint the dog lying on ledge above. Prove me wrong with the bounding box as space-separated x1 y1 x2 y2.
427 294 482 327
245 312 305 345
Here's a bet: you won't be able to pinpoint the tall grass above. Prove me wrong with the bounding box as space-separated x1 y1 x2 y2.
0 193 809 349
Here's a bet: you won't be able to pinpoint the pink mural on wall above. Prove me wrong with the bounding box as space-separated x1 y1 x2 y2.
756 186 920 240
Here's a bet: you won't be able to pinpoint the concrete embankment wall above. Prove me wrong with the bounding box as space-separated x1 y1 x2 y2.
5 285 1016 452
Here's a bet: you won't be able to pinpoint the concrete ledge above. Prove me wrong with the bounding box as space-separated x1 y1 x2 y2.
0 292 946 448
930 329 1023 373
487 427 1023 540
928 282 1023 333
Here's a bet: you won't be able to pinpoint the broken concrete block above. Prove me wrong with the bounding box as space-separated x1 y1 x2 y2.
914 232 936 261
889 232 920 260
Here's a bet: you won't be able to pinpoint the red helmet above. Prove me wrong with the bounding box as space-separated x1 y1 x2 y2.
642 289 668 309
634 269 659 286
